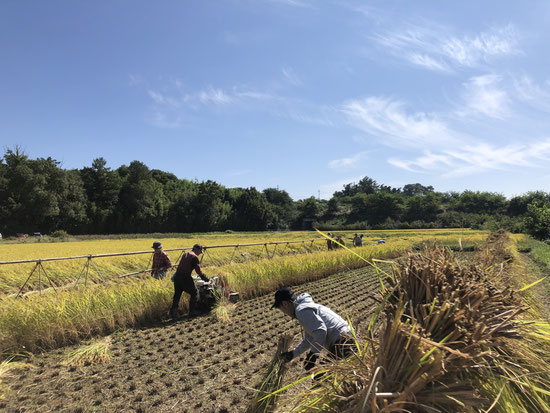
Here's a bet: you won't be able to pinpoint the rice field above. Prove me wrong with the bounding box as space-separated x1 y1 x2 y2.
0 229 490 356
0 228 486 295
0 227 548 412
1 229 547 412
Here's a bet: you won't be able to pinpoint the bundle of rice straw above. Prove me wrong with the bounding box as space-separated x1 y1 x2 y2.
246 334 293 413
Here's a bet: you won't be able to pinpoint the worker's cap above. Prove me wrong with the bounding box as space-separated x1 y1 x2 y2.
152 241 163 249
192 243 204 252
271 287 296 308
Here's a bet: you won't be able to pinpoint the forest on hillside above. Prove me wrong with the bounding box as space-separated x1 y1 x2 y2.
1 148 550 240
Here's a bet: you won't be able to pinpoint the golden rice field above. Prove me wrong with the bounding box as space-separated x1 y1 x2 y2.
0 228 487 295
0 228 497 356
1 229 546 413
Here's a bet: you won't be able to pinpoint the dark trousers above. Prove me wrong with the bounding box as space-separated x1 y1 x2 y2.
313 336 355 381
171 274 198 313
327 336 355 360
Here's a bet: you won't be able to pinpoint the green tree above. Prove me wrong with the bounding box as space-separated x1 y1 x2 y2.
454 191 507 215
293 197 320 229
189 180 229 231
350 192 404 225
508 191 550 217
0 148 88 234
115 161 166 233
524 200 550 240
230 187 274 230
402 183 434 197
80 158 121 233
263 187 296 229
404 193 441 223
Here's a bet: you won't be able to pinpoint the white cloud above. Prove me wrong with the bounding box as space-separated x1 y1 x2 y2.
235 90 276 100
457 74 511 119
409 54 449 72
389 139 550 176
373 23 519 72
328 151 369 169
388 151 453 173
443 25 519 66
342 96 461 149
514 75 550 113
268 0 313 8
196 87 233 105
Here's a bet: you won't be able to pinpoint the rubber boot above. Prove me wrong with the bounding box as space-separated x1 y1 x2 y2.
170 307 179 321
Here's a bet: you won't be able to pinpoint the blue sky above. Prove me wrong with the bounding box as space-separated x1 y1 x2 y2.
2 1 550 200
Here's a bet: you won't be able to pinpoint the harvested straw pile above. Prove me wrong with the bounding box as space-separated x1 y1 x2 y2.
246 334 293 413
292 239 550 412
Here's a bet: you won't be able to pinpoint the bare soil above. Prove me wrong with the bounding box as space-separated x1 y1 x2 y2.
2 266 382 412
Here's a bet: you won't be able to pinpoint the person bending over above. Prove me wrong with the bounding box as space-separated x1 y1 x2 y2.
272 287 353 373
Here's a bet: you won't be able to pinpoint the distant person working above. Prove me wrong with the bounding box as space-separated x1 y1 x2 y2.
326 233 333 251
170 244 209 320
151 241 172 279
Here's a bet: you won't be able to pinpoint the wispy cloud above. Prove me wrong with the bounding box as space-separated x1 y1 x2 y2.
268 0 314 8
342 96 461 149
148 90 181 108
282 66 302 86
128 74 144 86
409 53 450 72
442 25 519 66
328 151 369 169
457 74 511 119
514 75 550 113
143 79 332 128
372 23 519 72
389 139 550 176
196 87 233 105
148 111 181 128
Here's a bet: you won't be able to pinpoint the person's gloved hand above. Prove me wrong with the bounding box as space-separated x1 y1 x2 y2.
281 351 293 363
303 352 318 371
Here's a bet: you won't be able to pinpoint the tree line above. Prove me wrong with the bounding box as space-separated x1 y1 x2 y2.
1 148 549 240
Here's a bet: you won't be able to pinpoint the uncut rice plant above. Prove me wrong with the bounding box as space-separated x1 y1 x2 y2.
0 229 485 295
0 232 330 295
0 230 489 357
0 237 410 356
0 277 173 354
290 234 550 412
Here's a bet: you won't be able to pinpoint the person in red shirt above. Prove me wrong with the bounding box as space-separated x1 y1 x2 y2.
151 241 172 279
170 243 209 320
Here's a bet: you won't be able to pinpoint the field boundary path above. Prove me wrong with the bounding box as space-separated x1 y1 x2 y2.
3 265 382 412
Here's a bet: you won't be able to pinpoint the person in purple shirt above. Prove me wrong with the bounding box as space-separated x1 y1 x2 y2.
170 243 209 320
